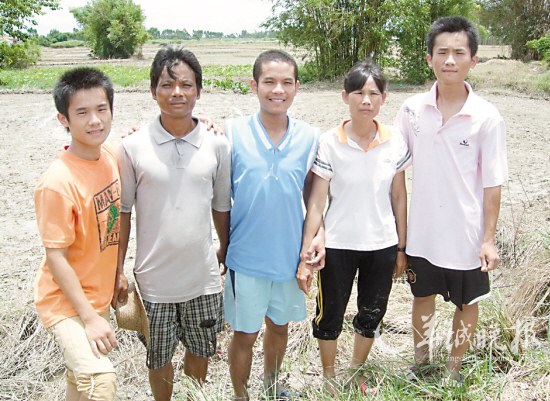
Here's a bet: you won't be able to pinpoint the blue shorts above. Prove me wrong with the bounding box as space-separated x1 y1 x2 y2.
224 269 306 333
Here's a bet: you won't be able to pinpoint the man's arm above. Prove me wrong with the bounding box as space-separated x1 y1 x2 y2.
212 209 230 274
302 170 326 268
297 174 329 295
390 171 408 278
480 185 502 272
112 212 131 308
46 247 117 358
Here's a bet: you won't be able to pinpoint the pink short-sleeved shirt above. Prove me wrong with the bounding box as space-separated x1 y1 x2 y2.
395 82 508 270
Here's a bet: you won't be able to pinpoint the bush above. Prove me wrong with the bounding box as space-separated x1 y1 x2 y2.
71 0 148 59
0 42 40 69
49 40 85 48
527 33 550 62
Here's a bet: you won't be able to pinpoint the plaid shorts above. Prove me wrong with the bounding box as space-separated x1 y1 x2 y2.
140 292 223 370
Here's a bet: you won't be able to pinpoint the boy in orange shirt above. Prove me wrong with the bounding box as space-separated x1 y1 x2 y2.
33 67 126 401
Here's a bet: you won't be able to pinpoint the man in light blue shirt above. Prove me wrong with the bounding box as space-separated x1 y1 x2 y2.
223 50 320 400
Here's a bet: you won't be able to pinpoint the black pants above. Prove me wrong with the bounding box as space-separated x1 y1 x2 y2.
312 245 396 340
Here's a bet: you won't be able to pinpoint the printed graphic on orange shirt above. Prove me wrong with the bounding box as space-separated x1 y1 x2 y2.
93 180 121 251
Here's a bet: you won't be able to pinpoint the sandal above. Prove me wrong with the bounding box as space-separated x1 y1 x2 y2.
440 373 464 387
262 384 300 400
323 377 339 397
359 381 377 396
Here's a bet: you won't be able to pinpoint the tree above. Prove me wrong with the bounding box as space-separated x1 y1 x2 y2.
264 0 395 79
264 0 481 82
147 27 160 39
71 0 148 59
479 0 550 60
0 0 59 68
192 30 204 40
391 0 478 83
1 0 59 41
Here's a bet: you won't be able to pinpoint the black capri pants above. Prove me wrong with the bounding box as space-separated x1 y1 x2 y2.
312 245 396 341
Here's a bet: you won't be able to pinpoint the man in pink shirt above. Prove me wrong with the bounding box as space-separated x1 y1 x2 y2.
395 16 508 382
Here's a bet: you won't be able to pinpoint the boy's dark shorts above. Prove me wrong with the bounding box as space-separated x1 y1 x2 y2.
406 255 490 310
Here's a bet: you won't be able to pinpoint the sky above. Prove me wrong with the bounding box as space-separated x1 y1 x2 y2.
34 0 274 35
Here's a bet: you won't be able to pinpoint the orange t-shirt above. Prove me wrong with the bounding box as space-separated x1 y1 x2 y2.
34 143 121 328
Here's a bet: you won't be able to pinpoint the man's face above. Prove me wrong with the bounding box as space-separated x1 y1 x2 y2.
427 31 478 85
58 87 112 158
251 60 299 117
151 63 200 121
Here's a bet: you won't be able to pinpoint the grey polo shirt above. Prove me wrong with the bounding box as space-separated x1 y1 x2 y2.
118 117 231 303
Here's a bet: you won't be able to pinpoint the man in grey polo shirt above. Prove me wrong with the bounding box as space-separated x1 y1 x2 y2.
117 45 231 401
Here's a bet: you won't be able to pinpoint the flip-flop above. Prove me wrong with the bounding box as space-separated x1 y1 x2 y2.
440 373 464 387
400 366 419 381
263 385 300 400
322 377 339 397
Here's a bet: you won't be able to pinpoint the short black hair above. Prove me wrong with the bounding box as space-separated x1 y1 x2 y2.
253 50 298 82
344 60 386 94
53 67 114 119
150 45 202 90
427 16 479 57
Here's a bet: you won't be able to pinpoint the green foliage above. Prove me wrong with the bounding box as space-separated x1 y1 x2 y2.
203 78 250 94
297 61 319 83
527 33 550 62
0 0 59 42
0 41 39 68
479 0 550 60
0 0 57 68
202 64 251 93
37 28 84 47
265 0 479 83
390 0 478 84
71 0 148 59
49 40 85 48
264 0 394 79
0 63 252 93
159 28 191 40
147 27 160 40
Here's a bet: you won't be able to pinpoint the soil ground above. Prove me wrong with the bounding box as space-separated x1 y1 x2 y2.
0 43 548 400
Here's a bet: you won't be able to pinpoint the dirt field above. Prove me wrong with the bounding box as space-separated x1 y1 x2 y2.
38 40 307 67
0 44 548 400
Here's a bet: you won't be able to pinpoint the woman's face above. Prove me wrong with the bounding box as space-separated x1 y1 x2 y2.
342 75 386 122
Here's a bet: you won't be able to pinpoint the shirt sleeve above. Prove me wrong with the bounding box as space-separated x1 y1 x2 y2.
34 186 76 248
393 127 412 173
117 141 137 213
394 103 415 154
480 114 508 187
306 127 320 171
212 137 232 212
311 134 333 181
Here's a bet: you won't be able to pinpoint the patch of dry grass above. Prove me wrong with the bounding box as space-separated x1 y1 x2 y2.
469 59 550 96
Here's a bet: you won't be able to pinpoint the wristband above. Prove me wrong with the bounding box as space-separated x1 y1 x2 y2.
397 246 406 252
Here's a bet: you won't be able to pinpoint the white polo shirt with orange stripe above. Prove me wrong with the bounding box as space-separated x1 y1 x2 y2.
312 119 410 251
395 82 508 270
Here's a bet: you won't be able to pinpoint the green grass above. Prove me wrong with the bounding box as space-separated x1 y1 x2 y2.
0 63 252 93
49 40 85 48
535 70 550 93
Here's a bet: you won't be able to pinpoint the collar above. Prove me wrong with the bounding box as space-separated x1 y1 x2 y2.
336 118 391 151
252 113 293 151
151 116 203 148
427 81 477 116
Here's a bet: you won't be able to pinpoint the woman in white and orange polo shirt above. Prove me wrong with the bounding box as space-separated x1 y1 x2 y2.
296 61 410 395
